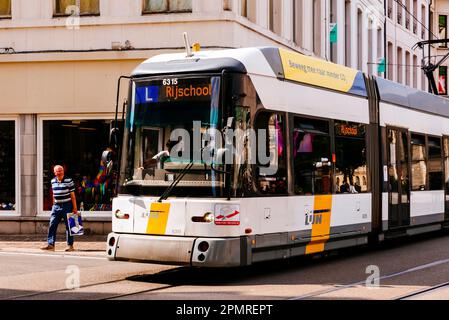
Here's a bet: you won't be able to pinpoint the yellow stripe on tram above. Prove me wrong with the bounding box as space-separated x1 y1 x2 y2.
305 195 333 255
146 202 171 235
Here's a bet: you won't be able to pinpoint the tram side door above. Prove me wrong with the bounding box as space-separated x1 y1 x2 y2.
387 128 411 229
444 137 449 221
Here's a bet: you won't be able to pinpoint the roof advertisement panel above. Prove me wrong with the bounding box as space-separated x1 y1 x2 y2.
279 48 367 97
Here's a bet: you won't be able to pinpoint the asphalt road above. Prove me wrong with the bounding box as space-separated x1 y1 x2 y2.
2 232 449 300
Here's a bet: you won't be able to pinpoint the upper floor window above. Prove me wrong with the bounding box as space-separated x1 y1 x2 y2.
143 0 192 14
439 15 448 48
241 0 256 23
54 0 100 16
0 0 11 18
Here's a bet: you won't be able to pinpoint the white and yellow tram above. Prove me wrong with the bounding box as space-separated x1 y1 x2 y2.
106 46 449 267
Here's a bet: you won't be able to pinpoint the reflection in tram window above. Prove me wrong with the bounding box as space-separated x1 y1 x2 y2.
255 113 288 195
411 133 427 191
428 136 443 190
444 138 449 199
334 121 367 194
293 117 331 195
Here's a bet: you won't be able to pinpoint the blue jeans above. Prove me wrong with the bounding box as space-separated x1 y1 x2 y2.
47 202 74 246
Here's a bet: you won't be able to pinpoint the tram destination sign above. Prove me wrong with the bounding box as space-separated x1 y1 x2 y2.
135 77 213 104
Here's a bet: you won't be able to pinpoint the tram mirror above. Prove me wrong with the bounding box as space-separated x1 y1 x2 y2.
109 127 120 149
101 149 114 176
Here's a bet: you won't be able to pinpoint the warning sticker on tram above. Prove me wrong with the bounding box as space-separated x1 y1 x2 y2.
214 204 240 226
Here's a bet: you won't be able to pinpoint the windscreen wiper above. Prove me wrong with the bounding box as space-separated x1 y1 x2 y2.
158 161 195 202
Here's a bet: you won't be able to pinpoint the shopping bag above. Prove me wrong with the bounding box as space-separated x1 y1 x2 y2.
67 212 84 236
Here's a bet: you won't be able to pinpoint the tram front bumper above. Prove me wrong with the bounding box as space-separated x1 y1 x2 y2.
107 233 245 268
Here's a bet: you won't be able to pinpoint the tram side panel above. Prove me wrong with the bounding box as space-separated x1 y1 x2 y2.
379 101 447 234
248 74 373 256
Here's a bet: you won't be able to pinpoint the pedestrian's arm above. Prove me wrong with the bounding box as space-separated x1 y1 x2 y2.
71 192 78 214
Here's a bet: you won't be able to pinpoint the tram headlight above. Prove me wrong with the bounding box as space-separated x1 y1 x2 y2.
203 212 215 223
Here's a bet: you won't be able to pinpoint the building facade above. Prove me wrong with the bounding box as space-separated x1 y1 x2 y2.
432 0 449 96
0 0 428 234
385 0 431 91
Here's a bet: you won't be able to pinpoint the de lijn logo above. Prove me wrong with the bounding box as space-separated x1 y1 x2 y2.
305 209 330 226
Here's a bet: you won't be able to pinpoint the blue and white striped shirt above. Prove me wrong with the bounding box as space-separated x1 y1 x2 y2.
51 177 75 204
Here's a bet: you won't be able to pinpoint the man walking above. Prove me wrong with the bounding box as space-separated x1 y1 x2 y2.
41 165 78 252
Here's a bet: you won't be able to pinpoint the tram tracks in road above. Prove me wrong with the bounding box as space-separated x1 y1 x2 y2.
5 276 180 301
5 253 449 300
395 281 449 300
289 257 449 300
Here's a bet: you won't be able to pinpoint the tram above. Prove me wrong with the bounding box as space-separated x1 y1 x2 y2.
106 45 449 267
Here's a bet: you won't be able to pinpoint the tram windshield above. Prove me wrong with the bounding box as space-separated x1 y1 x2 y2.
120 76 227 198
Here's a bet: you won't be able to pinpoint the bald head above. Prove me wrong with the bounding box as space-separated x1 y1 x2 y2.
54 165 64 180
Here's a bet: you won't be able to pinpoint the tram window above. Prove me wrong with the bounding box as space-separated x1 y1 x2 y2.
293 117 332 195
255 113 288 195
334 121 367 194
411 133 427 191
444 138 449 193
428 136 443 190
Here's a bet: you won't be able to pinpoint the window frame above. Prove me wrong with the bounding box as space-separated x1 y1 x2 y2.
334 120 369 194
53 0 100 18
142 0 193 15
439 66 448 96
253 110 289 197
439 14 448 48
0 116 20 217
289 113 370 196
410 132 428 191
291 114 332 196
37 114 116 218
426 134 444 191
0 0 11 19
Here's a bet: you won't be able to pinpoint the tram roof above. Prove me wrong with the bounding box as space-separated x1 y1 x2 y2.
376 77 449 118
132 46 368 97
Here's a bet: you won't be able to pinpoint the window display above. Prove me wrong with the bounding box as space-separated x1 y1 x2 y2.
43 119 120 212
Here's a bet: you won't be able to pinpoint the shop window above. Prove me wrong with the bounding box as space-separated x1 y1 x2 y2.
0 0 11 18
43 120 122 212
411 133 427 191
255 113 288 195
334 121 367 194
428 136 443 190
54 0 99 16
143 0 192 13
293 117 331 195
0 121 15 211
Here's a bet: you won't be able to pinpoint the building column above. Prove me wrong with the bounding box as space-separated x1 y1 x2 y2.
371 20 378 76
20 114 37 217
282 0 293 41
257 0 269 29
337 0 345 65
350 2 358 69
362 10 369 73
303 0 314 53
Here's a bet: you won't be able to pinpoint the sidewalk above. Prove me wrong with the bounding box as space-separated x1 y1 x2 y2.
0 235 107 258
